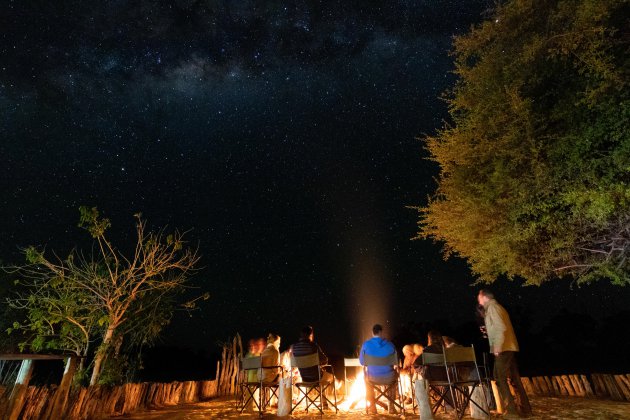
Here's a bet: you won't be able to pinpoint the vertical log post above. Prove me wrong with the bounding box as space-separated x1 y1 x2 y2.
46 356 78 420
580 375 594 396
491 380 503 414
7 359 34 420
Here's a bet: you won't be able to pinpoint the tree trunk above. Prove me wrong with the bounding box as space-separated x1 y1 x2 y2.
90 325 115 386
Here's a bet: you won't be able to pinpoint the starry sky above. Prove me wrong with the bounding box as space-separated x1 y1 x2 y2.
2 0 630 368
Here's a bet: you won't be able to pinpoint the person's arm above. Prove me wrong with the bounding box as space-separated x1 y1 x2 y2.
359 344 366 365
486 304 506 354
316 344 328 365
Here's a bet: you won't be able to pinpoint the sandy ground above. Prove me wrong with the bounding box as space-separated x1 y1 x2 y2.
111 396 630 420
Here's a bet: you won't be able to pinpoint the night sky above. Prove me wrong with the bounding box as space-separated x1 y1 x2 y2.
3 1 630 374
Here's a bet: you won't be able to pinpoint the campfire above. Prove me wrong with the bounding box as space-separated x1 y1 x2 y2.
339 371 367 410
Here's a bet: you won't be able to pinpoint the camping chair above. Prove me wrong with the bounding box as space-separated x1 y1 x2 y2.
421 346 490 420
237 356 262 415
362 353 405 415
290 353 338 415
444 345 489 419
237 356 284 418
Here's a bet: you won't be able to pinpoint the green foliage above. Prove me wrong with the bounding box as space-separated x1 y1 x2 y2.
78 206 111 238
4 206 201 385
418 0 630 285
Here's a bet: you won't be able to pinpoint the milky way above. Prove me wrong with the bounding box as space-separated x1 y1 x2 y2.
3 1 629 365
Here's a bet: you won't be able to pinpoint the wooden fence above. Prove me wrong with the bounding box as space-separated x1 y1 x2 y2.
5 334 629 420
521 373 630 402
0 335 243 420
1 379 218 420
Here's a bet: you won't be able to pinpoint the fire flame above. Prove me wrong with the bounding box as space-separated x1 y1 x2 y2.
339 371 367 411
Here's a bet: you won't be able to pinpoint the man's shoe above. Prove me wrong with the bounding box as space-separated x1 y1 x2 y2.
367 407 377 414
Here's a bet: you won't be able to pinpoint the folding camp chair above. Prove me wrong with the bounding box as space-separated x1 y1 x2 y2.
237 356 284 418
362 353 405 415
237 356 263 415
421 346 490 420
290 353 338 415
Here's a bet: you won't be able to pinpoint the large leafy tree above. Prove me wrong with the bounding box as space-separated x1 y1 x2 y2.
417 0 630 285
6 207 203 385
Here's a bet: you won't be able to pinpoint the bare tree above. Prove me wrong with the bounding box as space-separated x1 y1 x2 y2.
5 207 202 385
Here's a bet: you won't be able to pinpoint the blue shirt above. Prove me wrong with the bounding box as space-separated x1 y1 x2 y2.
359 336 396 377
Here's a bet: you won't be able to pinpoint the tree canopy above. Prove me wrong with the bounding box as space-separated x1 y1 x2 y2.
417 0 630 285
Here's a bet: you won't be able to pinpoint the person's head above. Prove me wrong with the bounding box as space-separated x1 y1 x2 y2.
443 336 457 348
427 330 444 347
477 289 494 306
413 344 424 356
402 344 414 357
372 324 383 337
248 338 256 353
256 337 266 353
267 333 281 349
300 325 314 341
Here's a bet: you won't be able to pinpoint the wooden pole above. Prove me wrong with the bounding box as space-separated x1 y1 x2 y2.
580 375 594 396
560 375 575 396
590 374 606 397
7 359 34 420
46 356 78 420
520 377 533 395
543 376 556 396
491 380 503 414
602 375 624 401
613 375 630 401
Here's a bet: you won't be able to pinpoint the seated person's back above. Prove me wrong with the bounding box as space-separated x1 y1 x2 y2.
259 333 281 383
414 330 448 381
291 326 329 382
360 324 397 382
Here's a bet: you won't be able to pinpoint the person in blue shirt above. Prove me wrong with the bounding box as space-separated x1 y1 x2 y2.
359 324 398 414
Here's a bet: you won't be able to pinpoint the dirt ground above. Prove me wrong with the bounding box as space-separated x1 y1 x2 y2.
111 396 630 419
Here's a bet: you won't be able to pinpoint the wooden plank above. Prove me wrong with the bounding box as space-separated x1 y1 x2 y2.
613 375 630 401
552 376 567 396
543 376 556 396
602 375 624 401
0 354 72 361
561 375 575 396
528 376 541 395
535 377 550 396
520 377 534 395
591 374 607 397
569 374 585 397
549 376 561 396
580 375 594 396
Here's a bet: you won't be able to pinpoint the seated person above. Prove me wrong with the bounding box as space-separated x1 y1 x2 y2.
414 330 454 409
360 324 398 414
400 343 423 403
402 343 423 372
413 330 447 381
245 337 265 383
290 326 332 383
259 333 281 383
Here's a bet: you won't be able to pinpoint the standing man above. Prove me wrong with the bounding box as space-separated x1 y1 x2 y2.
478 289 532 418
360 324 398 414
